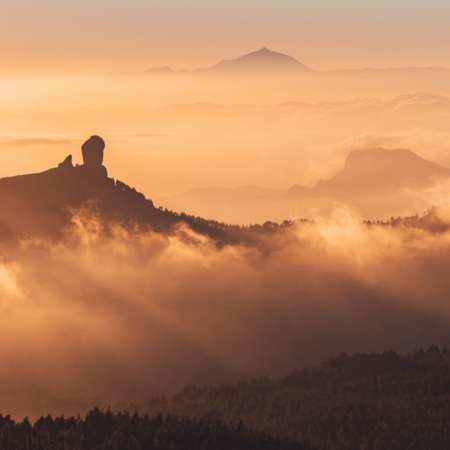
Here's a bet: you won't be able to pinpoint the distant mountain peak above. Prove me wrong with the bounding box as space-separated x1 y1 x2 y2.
142 48 311 74
255 47 284 54
209 48 311 73
313 147 450 195
343 147 441 172
142 66 174 74
251 47 276 55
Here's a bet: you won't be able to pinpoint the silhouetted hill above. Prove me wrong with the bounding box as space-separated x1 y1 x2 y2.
142 65 175 74
141 48 311 74
1 348 447 449
0 164 179 238
203 47 312 73
137 51 450 76
3 141 450 241
0 136 253 244
0 136 306 248
289 147 450 197
0 410 314 450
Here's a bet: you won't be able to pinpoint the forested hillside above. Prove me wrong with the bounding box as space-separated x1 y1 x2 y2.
0 348 448 449
0 410 313 450
139 347 450 450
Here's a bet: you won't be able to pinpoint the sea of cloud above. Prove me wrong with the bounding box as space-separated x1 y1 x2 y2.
0 205 449 419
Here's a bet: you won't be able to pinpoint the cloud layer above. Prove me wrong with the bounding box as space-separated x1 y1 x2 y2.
1 206 449 419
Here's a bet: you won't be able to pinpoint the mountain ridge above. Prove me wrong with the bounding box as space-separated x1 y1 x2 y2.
142 47 311 74
201 47 312 73
0 136 248 245
2 142 449 238
138 48 449 75
289 147 450 196
162 147 450 223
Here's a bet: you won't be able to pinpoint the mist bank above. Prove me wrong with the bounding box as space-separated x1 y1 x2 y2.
1 205 449 419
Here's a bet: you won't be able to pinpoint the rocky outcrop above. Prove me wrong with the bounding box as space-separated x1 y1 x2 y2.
79 135 108 178
58 155 73 168
56 136 107 176
82 135 105 167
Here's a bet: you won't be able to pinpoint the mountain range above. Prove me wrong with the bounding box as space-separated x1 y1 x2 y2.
142 47 311 75
161 148 450 223
139 48 448 75
1 142 449 242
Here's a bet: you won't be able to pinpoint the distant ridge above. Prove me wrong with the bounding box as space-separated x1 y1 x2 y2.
142 66 174 74
135 49 450 76
329 66 449 74
289 147 450 196
162 148 450 223
201 47 312 73
141 47 311 74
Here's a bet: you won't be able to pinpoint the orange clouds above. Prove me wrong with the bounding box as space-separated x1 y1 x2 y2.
1 206 450 419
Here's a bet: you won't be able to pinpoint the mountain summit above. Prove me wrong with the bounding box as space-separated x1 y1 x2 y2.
0 136 235 243
142 48 311 74
311 147 450 195
205 47 311 73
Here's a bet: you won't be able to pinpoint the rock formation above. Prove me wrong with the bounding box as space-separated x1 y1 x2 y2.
57 136 107 176
58 155 73 168
82 135 105 167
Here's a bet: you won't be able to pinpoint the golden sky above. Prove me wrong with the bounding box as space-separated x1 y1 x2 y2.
1 0 450 211
2 1 450 421
1 0 450 73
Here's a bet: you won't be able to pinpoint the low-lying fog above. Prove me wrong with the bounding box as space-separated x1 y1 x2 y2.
1 206 449 419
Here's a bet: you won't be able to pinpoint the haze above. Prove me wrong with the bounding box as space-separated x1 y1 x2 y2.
1 206 450 419
2 1 450 207
2 0 450 73
2 71 450 207
2 1 450 208
1 0 450 422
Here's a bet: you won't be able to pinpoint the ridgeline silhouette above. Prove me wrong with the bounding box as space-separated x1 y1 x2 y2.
142 47 312 75
0 138 449 246
0 136 248 244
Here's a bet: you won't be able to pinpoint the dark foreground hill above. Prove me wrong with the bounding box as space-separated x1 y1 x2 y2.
138 347 450 450
0 411 313 450
1 348 447 449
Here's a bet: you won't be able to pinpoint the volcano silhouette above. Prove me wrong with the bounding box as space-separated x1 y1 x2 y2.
205 47 311 73
143 48 311 74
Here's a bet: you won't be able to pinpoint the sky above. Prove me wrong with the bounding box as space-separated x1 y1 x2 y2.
1 0 450 202
2 0 450 421
1 0 450 73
